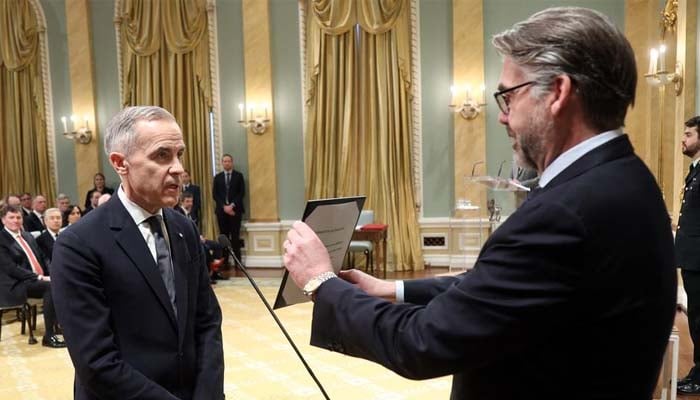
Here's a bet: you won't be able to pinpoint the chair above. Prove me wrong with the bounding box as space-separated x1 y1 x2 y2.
348 210 374 273
0 283 37 344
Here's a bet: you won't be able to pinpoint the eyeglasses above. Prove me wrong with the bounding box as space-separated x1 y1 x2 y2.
493 81 535 115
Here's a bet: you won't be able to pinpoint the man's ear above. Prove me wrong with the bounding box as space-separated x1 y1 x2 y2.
549 74 573 116
109 152 128 176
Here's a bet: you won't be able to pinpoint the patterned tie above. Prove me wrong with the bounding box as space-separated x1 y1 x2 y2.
16 234 44 276
145 215 177 317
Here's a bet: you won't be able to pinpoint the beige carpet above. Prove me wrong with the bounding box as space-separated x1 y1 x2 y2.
0 278 450 399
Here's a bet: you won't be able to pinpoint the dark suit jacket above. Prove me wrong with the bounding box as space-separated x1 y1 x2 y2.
51 196 224 400
36 230 57 263
212 169 245 215
0 229 47 305
23 212 44 233
84 186 115 209
676 164 700 270
183 184 201 225
175 205 198 227
310 135 676 399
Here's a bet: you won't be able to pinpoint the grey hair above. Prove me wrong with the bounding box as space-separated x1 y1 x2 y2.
56 193 69 201
492 7 636 131
104 106 177 156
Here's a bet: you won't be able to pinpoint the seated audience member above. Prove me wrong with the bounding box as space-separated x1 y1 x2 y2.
5 195 21 209
97 193 111 207
56 193 71 214
37 208 62 262
19 193 32 218
62 205 82 228
0 205 65 348
24 195 47 236
83 190 101 215
83 172 114 209
176 192 198 225
181 169 201 227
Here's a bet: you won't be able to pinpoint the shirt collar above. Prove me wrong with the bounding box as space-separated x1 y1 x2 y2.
692 158 700 168
117 186 163 226
538 129 622 188
4 227 20 238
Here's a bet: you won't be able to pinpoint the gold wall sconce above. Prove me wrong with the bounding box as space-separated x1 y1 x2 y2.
60 114 92 144
449 84 486 120
237 103 271 135
645 45 683 95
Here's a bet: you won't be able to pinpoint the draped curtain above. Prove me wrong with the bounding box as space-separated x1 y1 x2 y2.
0 0 55 201
116 0 215 238
305 0 422 271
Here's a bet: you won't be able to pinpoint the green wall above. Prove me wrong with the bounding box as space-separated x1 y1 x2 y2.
40 0 77 203
420 0 454 217
270 0 305 220
91 0 121 194
216 0 248 213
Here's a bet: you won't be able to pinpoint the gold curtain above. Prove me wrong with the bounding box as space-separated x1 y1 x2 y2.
117 0 215 239
305 0 423 271
0 0 55 201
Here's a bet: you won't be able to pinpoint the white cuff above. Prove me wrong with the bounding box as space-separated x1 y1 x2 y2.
395 280 405 303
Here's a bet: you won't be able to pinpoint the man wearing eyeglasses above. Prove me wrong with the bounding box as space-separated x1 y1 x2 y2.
283 7 676 399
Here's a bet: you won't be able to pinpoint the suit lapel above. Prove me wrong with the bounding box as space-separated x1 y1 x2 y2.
163 209 189 348
108 198 178 330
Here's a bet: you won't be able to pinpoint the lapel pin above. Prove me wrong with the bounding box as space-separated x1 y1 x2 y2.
177 232 184 238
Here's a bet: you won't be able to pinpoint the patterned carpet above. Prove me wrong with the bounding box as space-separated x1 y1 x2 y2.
0 277 450 399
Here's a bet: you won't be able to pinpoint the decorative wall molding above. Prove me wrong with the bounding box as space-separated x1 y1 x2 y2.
410 0 423 215
207 0 224 170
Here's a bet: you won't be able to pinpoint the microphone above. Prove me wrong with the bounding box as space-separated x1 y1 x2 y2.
471 161 484 177
217 235 330 400
497 160 507 178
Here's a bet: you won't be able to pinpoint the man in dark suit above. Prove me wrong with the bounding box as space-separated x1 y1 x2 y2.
36 208 62 262
283 8 676 399
19 192 32 218
176 191 198 226
212 154 245 264
676 115 700 394
51 106 224 400
181 169 201 228
0 205 64 348
23 194 47 235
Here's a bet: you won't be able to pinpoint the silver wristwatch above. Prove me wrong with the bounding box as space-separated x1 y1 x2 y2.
302 271 337 298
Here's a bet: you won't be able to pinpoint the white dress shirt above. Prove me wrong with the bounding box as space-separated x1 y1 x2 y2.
117 187 172 263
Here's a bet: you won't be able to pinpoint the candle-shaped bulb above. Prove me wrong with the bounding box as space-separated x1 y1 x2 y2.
263 103 269 119
658 44 666 72
84 115 90 130
450 85 456 105
649 48 658 75
480 84 486 104
70 115 77 131
466 84 472 103
61 116 68 133
247 103 255 120
238 103 244 121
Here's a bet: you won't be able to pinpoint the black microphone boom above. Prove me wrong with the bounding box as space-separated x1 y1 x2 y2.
217 235 330 400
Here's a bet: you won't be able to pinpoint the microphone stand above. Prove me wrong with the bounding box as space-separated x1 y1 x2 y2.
217 236 331 400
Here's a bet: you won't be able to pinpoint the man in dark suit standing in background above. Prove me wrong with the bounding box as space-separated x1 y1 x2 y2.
51 106 224 400
0 205 64 348
283 7 676 399
676 116 700 394
213 154 245 265
181 169 201 229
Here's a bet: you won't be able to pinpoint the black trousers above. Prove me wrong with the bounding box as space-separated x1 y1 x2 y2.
25 279 57 338
684 269 700 372
216 211 243 266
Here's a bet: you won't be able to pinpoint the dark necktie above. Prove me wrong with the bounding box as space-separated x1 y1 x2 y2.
225 172 231 203
145 215 177 317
